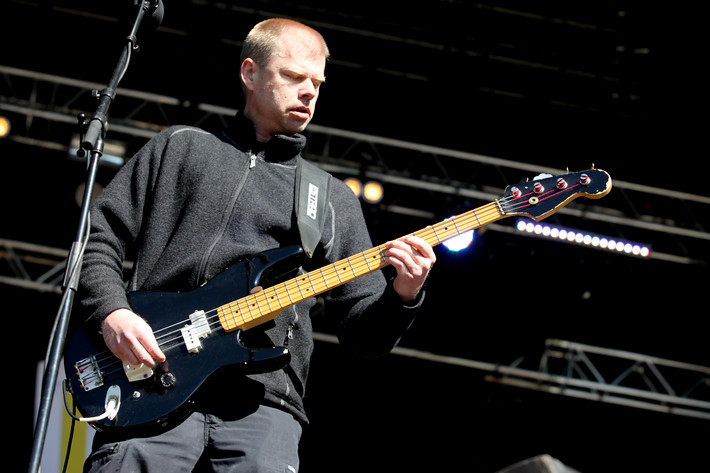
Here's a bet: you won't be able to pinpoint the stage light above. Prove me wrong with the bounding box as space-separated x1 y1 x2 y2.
516 220 650 258
362 181 384 204
344 177 362 197
0 116 10 138
443 230 474 252
344 178 383 204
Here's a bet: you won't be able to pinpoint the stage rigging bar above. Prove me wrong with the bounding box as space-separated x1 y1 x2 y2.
1 65 709 265
313 333 710 420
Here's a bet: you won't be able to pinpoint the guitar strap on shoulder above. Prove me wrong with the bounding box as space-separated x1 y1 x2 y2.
294 157 332 258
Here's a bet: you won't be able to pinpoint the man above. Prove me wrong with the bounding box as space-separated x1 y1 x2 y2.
78 18 435 472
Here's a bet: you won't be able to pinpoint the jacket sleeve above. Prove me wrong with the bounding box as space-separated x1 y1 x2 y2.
318 179 425 358
76 129 169 331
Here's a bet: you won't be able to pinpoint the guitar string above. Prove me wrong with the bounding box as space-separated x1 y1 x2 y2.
82 191 522 382
201 182 586 335
82 187 557 381
195 198 509 335
159 186 566 341
79 181 583 384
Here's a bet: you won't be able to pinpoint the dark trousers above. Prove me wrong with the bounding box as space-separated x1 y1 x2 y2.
84 404 302 473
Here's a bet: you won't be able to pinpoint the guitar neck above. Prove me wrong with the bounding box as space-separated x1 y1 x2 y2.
217 200 504 332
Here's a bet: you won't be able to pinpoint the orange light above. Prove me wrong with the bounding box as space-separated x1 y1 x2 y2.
0 116 10 138
362 181 383 203
344 177 362 197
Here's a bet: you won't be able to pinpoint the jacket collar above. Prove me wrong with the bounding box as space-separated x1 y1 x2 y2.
223 111 307 163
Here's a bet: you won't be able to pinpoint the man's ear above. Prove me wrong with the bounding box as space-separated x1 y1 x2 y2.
240 58 258 91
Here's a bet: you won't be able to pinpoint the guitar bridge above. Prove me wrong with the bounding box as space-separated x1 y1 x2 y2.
75 355 104 392
181 310 212 353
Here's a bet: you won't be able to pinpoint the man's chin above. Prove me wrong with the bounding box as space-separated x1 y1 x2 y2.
284 117 311 134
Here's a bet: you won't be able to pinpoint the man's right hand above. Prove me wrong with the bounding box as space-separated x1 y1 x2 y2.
101 308 167 367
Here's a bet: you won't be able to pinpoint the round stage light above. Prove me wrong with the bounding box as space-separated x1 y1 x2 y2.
0 116 11 138
362 181 383 204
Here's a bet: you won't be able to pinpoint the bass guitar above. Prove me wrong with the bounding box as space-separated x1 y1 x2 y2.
64 168 612 432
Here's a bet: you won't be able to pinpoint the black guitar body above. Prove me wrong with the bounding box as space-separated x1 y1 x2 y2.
64 246 304 433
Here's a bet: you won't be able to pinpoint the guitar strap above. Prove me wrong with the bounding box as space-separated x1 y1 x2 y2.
294 157 332 258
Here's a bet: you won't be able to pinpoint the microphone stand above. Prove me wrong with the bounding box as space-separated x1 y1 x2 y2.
28 3 158 472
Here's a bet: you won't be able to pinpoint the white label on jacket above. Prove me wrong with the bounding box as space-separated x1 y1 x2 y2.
307 183 319 220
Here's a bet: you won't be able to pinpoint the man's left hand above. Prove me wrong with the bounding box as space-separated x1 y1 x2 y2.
384 235 436 304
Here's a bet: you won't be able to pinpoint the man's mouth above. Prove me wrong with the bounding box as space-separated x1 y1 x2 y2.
290 106 310 119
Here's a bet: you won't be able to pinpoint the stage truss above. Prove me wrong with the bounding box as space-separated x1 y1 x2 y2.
1 65 708 266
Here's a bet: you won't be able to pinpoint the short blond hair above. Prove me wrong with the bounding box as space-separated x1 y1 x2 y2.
240 18 330 66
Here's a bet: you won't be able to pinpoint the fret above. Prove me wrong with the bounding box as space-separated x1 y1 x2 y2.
218 303 240 331
305 274 318 295
319 268 330 289
216 305 230 330
231 304 243 327
242 297 256 322
263 288 274 312
271 285 284 308
371 248 384 268
471 208 481 227
314 271 331 294
450 217 462 235
333 262 344 283
233 304 244 327
431 224 443 243
293 276 310 301
283 281 294 304
344 258 354 278
378 247 386 262
362 251 373 271
422 228 439 246
253 292 268 316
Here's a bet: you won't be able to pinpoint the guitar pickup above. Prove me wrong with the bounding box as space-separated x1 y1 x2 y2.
123 362 154 382
181 310 212 353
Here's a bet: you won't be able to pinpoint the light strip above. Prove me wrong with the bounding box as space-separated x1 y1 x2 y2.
516 220 651 258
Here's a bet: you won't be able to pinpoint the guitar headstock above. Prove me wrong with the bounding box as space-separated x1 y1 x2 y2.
500 168 612 221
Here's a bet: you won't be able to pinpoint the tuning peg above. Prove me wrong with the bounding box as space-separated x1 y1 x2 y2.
533 173 553 181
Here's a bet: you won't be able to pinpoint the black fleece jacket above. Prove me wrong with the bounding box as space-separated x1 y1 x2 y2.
77 113 424 425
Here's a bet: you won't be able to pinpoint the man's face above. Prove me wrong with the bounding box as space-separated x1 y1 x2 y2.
243 31 327 141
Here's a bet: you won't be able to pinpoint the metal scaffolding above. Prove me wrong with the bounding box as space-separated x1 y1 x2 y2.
314 333 710 421
485 339 710 420
2 65 708 265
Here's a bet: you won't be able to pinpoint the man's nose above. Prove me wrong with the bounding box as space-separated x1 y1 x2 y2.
300 80 317 99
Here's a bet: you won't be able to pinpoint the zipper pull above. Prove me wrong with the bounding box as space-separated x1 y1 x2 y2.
284 324 294 346
249 152 257 169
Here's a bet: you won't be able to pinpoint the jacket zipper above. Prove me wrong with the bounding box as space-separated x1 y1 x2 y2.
195 151 257 285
